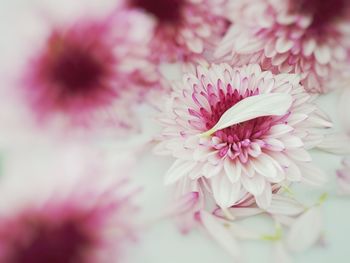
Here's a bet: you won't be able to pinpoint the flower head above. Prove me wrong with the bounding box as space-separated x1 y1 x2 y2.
127 0 229 63
155 64 330 209
20 9 156 131
0 147 138 263
216 0 350 93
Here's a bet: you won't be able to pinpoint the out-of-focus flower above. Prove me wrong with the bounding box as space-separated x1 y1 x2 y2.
155 63 330 210
216 0 350 93
336 157 350 195
125 0 229 64
6 3 162 134
0 147 139 263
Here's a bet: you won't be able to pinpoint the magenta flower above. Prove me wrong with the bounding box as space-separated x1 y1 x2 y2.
155 64 330 210
21 9 157 131
0 148 138 263
126 0 229 63
216 0 350 93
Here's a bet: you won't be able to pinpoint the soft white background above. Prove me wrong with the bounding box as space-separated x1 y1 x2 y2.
1 1 350 262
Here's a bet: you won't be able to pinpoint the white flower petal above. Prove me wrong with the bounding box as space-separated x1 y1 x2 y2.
314 45 331 64
286 148 312 162
241 174 265 195
255 181 272 209
275 36 294 53
211 174 241 208
224 159 241 183
200 210 242 260
286 207 322 252
297 162 327 187
317 133 350 155
252 153 278 178
267 124 294 138
202 93 293 136
284 161 302 181
280 135 304 148
266 195 305 216
165 160 197 185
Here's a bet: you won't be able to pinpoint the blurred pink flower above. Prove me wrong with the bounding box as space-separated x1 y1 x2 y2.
0 147 139 263
216 0 350 93
126 0 229 64
155 64 330 210
18 7 159 132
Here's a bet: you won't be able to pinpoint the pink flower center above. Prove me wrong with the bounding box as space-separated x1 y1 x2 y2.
189 86 288 162
2 211 97 263
49 45 104 95
130 0 185 24
289 0 346 31
204 89 274 142
27 25 117 116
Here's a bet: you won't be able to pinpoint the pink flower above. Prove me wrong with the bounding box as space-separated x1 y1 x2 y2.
216 0 350 93
125 0 229 63
155 64 330 210
19 7 157 131
0 147 138 263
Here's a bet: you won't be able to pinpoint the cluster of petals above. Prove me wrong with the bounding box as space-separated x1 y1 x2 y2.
216 0 350 93
18 6 161 132
123 0 229 64
0 147 138 263
199 193 324 262
155 63 331 210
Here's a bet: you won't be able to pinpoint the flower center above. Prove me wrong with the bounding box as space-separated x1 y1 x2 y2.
289 0 346 30
204 90 274 143
46 34 108 97
27 26 118 116
50 46 104 94
130 0 185 24
9 215 95 263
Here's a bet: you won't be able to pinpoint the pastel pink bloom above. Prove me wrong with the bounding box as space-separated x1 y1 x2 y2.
21 9 157 131
155 64 330 210
125 0 229 63
336 157 350 195
216 0 350 93
0 148 138 263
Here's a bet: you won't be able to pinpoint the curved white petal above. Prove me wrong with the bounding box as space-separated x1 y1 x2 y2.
201 93 293 137
255 181 272 209
224 158 241 183
241 174 265 196
266 195 305 216
211 174 241 208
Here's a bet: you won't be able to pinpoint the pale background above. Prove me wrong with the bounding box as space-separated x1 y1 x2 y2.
0 1 349 262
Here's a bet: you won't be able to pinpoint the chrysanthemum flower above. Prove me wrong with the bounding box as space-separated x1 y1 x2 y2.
216 0 350 93
126 0 229 63
20 8 157 131
155 64 331 209
0 147 138 263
